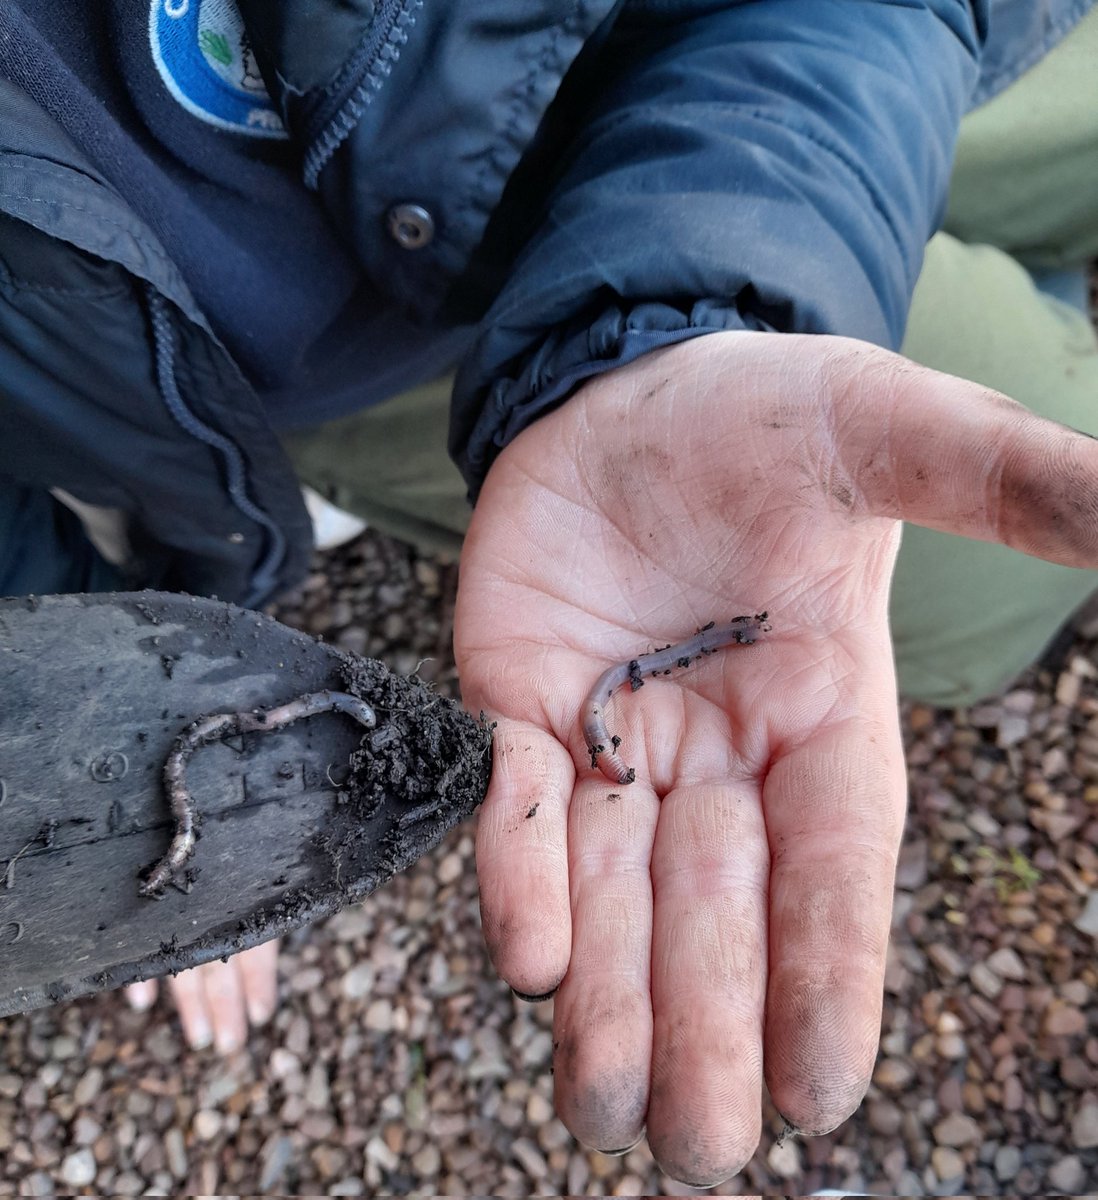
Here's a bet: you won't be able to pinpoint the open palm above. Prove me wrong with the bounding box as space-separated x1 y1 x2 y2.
454 331 1098 1185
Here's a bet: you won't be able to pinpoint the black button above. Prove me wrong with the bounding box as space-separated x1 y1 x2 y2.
386 203 435 249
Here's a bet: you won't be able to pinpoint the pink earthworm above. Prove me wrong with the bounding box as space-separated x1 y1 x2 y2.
581 614 770 785
140 690 376 897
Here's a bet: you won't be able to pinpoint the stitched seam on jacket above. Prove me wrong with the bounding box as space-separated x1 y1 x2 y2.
0 189 180 280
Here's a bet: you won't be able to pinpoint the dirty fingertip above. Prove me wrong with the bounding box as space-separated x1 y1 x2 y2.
512 985 558 1003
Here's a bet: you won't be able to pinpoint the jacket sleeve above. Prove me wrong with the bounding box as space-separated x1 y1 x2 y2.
450 0 988 498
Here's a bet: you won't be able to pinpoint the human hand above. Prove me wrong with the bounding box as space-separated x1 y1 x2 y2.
455 331 1098 1184
126 939 279 1053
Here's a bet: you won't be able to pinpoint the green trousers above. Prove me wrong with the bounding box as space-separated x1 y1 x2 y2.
285 6 1098 708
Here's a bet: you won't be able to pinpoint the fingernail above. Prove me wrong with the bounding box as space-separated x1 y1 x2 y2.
511 986 558 1003
247 996 275 1028
126 982 156 1012
215 1026 243 1055
595 1134 645 1156
187 1019 213 1051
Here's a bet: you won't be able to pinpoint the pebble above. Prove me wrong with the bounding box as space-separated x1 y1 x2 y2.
970 961 1004 999
766 1138 802 1179
986 946 1027 980
927 943 966 978
933 1112 982 1147
59 1149 96 1188
993 1144 1022 1181
1074 890 1098 937
257 1134 295 1192
1043 1005 1088 1037
873 1056 916 1094
411 1143 441 1176
72 1068 103 1106
931 1145 966 1183
193 1110 222 1141
364 999 393 1033
1070 1099 1098 1149
1048 1154 1086 1193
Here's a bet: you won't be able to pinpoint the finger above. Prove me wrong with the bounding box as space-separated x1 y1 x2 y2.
552 773 658 1153
236 939 280 1028
166 967 214 1050
762 715 907 1134
646 780 769 1186
125 978 158 1012
475 718 574 998
826 339 1098 567
194 957 249 1055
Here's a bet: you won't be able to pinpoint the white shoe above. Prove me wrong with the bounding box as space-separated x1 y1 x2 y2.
302 486 368 552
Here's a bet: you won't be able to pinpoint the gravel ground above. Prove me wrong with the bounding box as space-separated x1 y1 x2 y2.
2 526 1098 1197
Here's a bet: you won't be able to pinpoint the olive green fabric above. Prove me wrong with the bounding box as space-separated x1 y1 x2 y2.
281 378 468 562
286 6 1098 704
892 2 1098 705
892 237 1098 705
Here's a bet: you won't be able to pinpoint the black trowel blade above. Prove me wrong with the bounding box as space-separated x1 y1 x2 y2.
0 591 487 1017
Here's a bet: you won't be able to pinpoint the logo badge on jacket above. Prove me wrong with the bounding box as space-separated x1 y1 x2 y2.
149 0 288 138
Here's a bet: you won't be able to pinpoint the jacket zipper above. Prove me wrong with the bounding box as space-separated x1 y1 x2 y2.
301 0 423 188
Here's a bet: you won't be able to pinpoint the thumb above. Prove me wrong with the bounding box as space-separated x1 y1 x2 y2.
825 338 1098 568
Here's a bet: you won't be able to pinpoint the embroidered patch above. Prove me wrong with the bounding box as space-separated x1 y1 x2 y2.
149 0 288 138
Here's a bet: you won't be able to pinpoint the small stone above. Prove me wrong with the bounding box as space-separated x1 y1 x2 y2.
931 1145 966 1183
1071 1100 1098 1149
20 1171 55 1197
438 852 463 885
927 943 965 978
936 1033 967 1059
329 1179 365 1196
312 1144 348 1179
970 961 1003 999
268 1048 300 1080
364 998 393 1033
1048 1154 1086 1193
933 1112 982 1147
164 1127 187 1179
967 809 1000 838
985 947 1027 981
867 1098 902 1136
767 1137 802 1179
512 1138 549 1179
365 1136 398 1171
340 960 376 998
997 715 1029 747
193 1110 222 1141
1074 891 1098 937
258 1134 295 1192
60 1148 96 1188
72 1068 103 1106
896 839 929 890
412 1143 441 1176
305 1062 331 1111
1043 1005 1087 1037
50 1036 79 1061
1002 1076 1024 1111
873 1056 916 1094
994 1144 1022 1182
72 1115 101 1146
1056 670 1082 706
526 1091 554 1125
